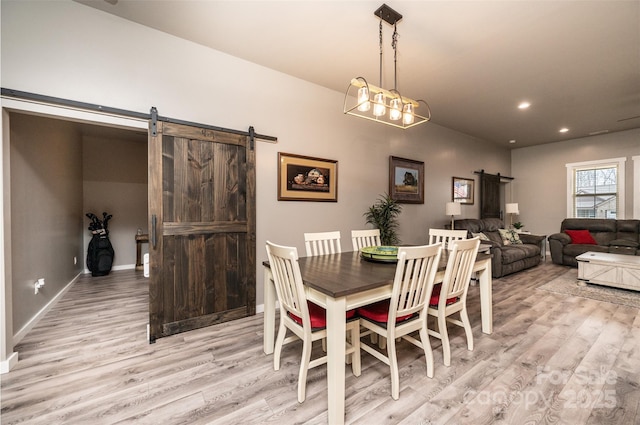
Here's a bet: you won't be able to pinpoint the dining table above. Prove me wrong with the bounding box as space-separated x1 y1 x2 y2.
262 249 493 425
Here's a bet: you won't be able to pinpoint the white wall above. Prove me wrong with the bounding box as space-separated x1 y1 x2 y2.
511 128 640 238
0 0 511 365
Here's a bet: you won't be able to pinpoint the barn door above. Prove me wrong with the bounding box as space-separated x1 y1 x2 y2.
480 172 501 219
148 120 256 342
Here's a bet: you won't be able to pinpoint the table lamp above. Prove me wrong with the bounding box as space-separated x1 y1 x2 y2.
446 202 462 230
505 203 519 227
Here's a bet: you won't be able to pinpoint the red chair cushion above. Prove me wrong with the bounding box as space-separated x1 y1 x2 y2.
288 301 356 329
565 229 597 245
357 300 413 323
429 283 458 307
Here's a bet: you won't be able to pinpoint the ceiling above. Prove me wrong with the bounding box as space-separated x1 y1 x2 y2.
76 0 640 148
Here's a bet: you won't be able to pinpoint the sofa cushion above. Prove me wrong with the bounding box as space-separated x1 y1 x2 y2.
561 218 616 233
500 244 540 264
498 228 523 245
563 243 608 258
484 230 504 246
472 232 490 241
609 239 640 248
565 229 597 245
616 220 640 242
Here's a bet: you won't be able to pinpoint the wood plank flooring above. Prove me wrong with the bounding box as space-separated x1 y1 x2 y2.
2 262 639 424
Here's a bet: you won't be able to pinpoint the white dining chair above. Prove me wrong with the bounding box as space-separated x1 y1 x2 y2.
265 241 361 403
428 228 468 250
357 243 443 400
351 229 381 251
304 231 342 257
427 237 480 366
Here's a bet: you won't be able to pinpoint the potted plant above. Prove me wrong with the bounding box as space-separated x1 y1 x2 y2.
513 222 525 230
364 193 402 245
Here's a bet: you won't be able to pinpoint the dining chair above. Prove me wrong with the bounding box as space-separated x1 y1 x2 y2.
427 237 480 367
351 229 381 251
428 228 468 250
304 231 342 256
357 243 443 400
265 241 361 403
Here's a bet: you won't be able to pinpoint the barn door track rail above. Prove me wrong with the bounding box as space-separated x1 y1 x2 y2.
1 88 277 148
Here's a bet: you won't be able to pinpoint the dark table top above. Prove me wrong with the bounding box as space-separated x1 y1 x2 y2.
264 250 492 299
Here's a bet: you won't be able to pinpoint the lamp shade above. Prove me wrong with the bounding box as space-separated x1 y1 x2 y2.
446 202 461 216
505 203 519 214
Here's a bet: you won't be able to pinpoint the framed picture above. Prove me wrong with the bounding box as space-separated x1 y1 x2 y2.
277 152 338 202
389 156 424 204
452 176 474 204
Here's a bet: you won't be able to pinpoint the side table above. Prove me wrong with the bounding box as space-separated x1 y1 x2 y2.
135 233 149 270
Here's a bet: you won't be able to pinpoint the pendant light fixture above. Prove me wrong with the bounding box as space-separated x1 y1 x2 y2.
343 3 431 129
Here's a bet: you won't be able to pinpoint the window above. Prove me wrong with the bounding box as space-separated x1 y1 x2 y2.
566 158 625 219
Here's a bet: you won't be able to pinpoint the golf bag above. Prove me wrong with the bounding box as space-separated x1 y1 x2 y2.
86 211 115 277
87 234 114 277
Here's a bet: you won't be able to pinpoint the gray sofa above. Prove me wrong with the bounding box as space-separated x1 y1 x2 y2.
548 218 640 267
450 218 545 278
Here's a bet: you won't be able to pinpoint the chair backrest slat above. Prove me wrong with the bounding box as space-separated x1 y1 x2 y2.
351 229 382 251
304 231 342 257
428 228 468 250
388 244 443 326
440 237 480 303
266 241 311 330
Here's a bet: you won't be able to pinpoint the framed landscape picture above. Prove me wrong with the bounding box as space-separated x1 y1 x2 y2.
452 176 474 204
389 156 424 204
277 152 338 202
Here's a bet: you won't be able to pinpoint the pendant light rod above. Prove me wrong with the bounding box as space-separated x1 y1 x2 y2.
378 17 383 88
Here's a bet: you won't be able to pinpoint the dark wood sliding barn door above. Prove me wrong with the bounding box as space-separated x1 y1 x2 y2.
480 172 501 219
148 121 256 342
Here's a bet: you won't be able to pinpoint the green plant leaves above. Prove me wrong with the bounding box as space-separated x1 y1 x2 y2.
363 193 402 245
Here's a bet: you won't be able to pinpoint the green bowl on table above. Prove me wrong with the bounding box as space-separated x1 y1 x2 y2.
360 246 398 263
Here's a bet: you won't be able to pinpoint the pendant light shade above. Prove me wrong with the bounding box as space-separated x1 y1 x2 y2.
373 92 386 117
357 86 371 112
343 4 431 129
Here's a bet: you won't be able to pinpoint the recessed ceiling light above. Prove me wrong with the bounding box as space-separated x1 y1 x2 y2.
518 102 531 109
509 139 516 144
559 127 569 133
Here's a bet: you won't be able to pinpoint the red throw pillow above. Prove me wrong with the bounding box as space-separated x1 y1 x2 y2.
565 229 597 245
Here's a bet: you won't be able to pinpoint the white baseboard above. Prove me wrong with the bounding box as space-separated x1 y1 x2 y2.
83 263 136 274
13 272 82 345
256 303 264 314
0 352 18 374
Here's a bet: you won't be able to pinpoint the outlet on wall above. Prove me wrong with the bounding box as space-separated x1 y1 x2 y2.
34 278 45 294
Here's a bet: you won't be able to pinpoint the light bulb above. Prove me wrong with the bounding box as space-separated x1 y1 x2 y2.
403 103 414 125
389 98 402 121
357 86 370 112
373 92 386 117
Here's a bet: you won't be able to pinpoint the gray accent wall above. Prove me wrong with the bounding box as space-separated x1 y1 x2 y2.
511 128 640 238
9 113 84 334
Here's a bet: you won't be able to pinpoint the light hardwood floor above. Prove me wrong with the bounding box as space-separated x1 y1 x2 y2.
1 262 639 424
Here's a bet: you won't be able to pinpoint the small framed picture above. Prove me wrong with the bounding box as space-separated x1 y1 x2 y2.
277 152 338 202
389 156 424 204
452 176 474 204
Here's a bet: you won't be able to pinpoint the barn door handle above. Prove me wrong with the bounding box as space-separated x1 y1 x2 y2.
151 214 157 248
